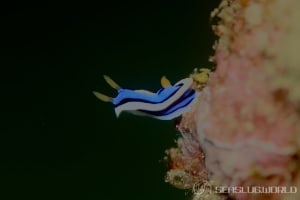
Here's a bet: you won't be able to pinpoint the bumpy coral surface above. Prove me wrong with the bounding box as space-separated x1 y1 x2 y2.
165 0 300 199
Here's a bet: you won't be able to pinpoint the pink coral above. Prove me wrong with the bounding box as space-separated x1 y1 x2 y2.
165 0 300 200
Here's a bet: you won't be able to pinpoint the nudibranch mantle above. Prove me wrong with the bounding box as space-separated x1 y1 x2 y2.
94 75 200 120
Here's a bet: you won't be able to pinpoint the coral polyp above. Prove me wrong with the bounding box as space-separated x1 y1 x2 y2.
165 0 300 200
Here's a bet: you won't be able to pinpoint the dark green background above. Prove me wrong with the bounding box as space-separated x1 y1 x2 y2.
1 1 218 199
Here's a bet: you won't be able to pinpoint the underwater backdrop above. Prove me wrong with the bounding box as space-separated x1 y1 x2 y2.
0 0 219 199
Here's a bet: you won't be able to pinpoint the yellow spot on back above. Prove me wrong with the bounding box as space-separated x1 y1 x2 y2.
161 76 171 88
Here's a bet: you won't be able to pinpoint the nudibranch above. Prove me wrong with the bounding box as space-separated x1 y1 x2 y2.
94 70 210 120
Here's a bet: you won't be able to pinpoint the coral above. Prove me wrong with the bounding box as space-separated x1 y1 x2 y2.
165 0 300 199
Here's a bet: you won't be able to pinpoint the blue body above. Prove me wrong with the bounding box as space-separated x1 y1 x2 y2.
113 79 197 120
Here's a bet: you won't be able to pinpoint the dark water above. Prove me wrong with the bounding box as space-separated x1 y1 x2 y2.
0 1 219 199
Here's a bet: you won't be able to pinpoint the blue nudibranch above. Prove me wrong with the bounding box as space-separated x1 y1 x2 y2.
93 75 199 120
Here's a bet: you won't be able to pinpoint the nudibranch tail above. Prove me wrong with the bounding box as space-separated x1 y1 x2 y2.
190 68 211 90
93 91 113 102
103 75 121 90
161 76 171 88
